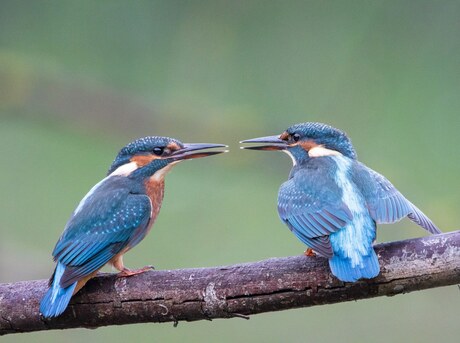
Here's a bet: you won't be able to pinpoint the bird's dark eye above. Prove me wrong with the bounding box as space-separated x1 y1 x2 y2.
292 133 300 142
152 147 164 156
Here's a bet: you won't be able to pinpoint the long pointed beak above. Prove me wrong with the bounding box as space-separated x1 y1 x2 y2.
171 143 228 161
240 135 287 151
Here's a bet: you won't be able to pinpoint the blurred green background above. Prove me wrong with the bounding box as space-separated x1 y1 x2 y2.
1 1 459 342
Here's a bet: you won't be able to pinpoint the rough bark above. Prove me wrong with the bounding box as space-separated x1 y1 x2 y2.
1 230 459 335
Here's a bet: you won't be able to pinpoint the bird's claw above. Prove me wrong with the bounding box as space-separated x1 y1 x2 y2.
304 248 316 257
117 265 154 277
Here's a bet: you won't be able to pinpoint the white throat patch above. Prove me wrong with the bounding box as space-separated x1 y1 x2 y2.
150 161 180 182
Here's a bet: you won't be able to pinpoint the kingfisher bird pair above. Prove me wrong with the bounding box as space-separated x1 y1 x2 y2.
40 122 441 318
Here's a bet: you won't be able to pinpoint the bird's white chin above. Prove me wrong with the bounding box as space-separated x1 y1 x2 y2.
282 150 297 166
150 161 180 182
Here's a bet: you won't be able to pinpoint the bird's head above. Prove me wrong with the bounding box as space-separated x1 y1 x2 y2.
108 136 227 180
241 122 356 165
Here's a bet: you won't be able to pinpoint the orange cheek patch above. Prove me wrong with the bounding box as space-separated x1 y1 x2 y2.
299 140 319 150
131 154 159 166
295 140 342 157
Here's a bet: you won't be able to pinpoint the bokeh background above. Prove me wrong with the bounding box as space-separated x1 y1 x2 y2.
1 1 459 342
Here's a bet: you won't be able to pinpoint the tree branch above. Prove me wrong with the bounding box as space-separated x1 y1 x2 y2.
1 230 459 335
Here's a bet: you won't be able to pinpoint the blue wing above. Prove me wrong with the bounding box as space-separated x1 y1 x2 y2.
278 168 352 257
51 176 152 288
352 162 441 234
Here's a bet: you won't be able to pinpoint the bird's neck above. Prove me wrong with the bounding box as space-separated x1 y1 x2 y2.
288 154 347 179
285 145 309 166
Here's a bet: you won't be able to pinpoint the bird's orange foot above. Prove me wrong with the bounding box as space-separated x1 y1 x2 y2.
117 265 154 277
304 248 316 257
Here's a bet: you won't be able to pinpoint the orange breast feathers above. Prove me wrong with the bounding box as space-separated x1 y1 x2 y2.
144 177 165 223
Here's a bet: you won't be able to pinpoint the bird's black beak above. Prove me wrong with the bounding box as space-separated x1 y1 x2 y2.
240 135 287 151
171 143 228 161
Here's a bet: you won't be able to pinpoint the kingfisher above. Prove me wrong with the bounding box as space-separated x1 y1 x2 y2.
241 122 441 282
40 136 226 318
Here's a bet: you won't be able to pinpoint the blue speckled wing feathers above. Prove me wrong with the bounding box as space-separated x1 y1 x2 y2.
281 208 351 257
354 164 440 234
52 177 153 288
360 167 412 223
60 242 126 286
406 202 440 234
277 170 352 257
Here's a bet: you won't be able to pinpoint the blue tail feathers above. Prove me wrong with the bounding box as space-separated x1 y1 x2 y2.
40 262 77 318
329 249 380 282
